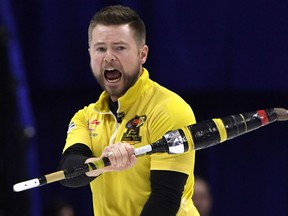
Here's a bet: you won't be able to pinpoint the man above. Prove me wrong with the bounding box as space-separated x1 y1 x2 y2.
59 5 199 216
193 176 213 216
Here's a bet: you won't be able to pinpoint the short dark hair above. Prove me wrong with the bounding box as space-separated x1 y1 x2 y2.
88 5 146 46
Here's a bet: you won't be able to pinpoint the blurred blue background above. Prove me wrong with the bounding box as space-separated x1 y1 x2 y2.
1 0 288 215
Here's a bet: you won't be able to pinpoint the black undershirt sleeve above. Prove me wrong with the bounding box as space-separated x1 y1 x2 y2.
59 143 97 187
140 170 188 216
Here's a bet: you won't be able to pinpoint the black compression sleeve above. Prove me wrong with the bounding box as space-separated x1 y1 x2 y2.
140 170 188 216
59 143 96 187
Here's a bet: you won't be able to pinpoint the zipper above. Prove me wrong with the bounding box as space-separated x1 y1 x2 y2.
109 100 121 146
109 111 119 146
94 100 120 146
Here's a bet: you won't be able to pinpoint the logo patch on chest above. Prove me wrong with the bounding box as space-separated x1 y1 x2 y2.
121 115 147 144
87 119 100 137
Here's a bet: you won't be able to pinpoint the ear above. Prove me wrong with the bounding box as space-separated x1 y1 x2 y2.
140 45 149 65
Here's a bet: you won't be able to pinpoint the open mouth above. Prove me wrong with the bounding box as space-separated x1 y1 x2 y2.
104 69 122 83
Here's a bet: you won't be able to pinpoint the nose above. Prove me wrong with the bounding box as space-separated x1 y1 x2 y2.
104 51 115 62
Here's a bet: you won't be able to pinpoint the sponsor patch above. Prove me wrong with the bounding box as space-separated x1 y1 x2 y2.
121 115 147 144
88 119 100 137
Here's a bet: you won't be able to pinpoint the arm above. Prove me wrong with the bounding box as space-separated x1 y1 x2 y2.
142 94 196 214
59 143 96 187
59 142 137 187
140 170 188 216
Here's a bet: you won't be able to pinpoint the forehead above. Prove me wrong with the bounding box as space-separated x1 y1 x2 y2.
91 24 135 44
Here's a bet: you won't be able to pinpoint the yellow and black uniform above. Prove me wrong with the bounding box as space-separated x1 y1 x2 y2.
61 68 199 216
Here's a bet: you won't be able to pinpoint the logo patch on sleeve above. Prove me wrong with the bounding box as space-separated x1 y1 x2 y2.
121 115 147 144
67 122 76 134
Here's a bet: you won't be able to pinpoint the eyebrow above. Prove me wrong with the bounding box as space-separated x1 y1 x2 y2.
92 41 129 47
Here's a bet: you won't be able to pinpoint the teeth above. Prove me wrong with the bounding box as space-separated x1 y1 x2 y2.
105 68 115 71
108 78 121 83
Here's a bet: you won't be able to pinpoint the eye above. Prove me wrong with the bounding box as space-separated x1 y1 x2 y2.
96 47 106 52
116 46 126 51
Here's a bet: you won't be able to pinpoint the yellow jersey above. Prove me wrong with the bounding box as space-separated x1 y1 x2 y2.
64 68 199 216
